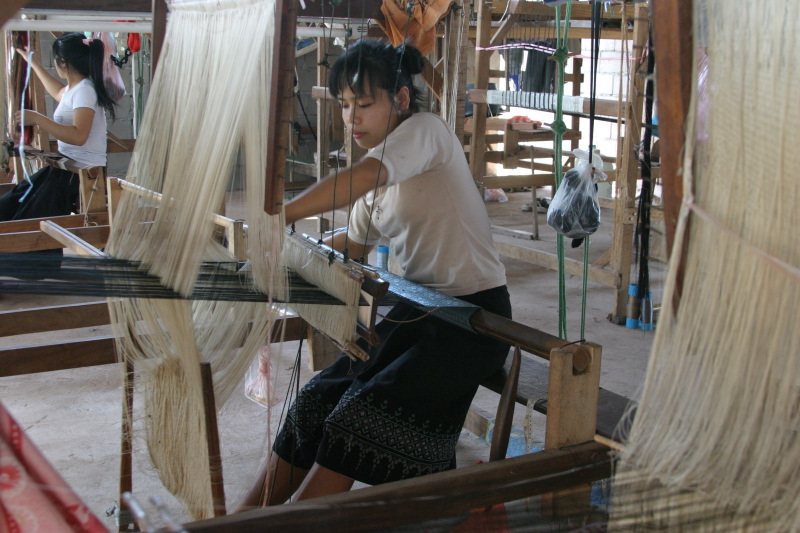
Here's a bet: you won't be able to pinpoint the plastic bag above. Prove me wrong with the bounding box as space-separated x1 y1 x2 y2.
244 345 277 408
91 32 127 102
546 148 607 239
483 188 508 203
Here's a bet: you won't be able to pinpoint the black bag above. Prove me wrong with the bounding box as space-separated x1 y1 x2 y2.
546 150 606 239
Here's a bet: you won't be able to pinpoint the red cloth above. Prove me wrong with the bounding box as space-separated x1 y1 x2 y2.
508 116 542 127
448 504 511 532
127 33 141 53
0 402 107 533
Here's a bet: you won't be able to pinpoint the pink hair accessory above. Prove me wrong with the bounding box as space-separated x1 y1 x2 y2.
82 38 94 45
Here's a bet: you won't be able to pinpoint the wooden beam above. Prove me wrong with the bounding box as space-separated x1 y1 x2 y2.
468 89 620 118
479 174 555 189
0 213 108 233
1 0 29 28
297 0 383 19
264 0 296 215
39 220 104 256
469 310 592 374
651 0 692 259
0 316 307 377
489 0 519 47
468 0 492 181
420 56 443 101
494 241 621 288
183 441 612 533
501 1 636 21
151 0 167 78
609 4 649 322
474 25 633 41
0 224 109 252
0 335 119 377
21 0 151 11
0 301 110 337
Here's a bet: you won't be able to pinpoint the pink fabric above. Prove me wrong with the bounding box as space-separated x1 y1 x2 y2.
0 402 107 533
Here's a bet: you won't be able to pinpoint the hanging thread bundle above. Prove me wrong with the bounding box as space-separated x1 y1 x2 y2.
610 1 800 530
105 0 284 520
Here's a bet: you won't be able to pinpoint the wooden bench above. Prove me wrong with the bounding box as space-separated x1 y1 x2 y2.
481 354 633 441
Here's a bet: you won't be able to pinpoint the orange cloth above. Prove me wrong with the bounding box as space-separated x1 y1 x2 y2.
378 0 455 55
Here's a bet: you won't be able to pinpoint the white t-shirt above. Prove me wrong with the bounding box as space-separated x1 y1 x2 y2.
53 78 107 168
347 112 506 297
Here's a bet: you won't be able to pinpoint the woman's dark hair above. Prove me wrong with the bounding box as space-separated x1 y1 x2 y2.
329 39 425 113
52 32 117 121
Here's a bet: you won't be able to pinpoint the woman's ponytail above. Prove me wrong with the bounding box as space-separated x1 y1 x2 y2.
87 39 117 121
397 44 424 76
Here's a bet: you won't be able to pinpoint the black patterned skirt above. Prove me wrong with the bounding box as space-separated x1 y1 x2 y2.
273 285 512 486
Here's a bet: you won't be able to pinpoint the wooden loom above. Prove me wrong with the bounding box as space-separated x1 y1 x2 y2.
0 1 630 530
468 1 656 323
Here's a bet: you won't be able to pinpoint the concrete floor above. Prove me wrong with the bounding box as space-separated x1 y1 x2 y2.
0 189 663 530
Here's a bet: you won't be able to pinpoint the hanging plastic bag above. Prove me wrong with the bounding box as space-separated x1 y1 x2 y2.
244 345 277 408
546 148 607 239
91 32 127 102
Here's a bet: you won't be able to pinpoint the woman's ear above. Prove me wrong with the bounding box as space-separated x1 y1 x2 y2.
395 86 411 112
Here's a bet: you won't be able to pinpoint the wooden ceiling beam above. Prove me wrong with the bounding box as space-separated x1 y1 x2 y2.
1 0 30 28
19 0 151 12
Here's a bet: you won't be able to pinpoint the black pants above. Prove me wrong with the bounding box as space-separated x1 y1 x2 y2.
274 285 513 485
0 167 80 263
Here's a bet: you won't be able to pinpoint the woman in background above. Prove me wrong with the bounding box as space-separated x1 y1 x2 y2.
1 32 117 222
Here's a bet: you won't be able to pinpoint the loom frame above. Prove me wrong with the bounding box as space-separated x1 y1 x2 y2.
0 1 632 528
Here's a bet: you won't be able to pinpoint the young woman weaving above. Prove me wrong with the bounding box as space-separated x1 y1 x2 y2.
242 39 511 506
1 32 117 223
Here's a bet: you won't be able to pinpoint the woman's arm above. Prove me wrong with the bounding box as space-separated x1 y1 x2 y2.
15 107 95 146
16 47 67 101
284 157 387 226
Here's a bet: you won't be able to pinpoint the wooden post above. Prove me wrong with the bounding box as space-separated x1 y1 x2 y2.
306 327 341 371
200 362 227 517
78 167 107 215
106 177 123 229
118 361 135 533
0 0 28 28
228 219 247 261
443 6 468 142
651 0 693 313
264 0 297 216
150 0 168 80
28 33 50 151
468 0 492 182
542 342 602 522
650 0 692 259
489 345 522 462
316 36 332 233
609 3 649 322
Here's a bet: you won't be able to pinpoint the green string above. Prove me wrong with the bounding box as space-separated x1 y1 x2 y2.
581 235 590 339
553 4 571 340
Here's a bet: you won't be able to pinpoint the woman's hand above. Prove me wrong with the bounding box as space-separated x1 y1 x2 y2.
14 47 65 101
15 109 45 128
15 46 31 61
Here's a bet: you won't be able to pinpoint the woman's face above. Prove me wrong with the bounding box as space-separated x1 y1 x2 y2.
54 57 68 79
339 81 409 150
